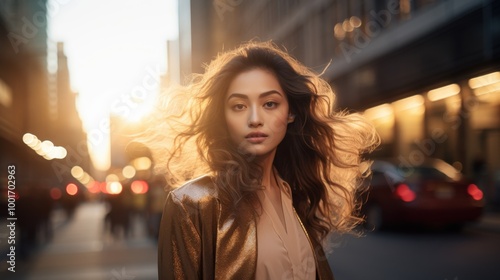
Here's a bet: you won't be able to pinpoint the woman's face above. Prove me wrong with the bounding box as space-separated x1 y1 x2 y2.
225 68 290 159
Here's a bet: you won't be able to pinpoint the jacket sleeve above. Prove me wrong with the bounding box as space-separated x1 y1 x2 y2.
158 191 201 279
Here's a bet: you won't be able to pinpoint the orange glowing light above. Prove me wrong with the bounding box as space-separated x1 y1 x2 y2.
99 181 108 193
87 181 101 194
66 183 78 196
131 180 149 194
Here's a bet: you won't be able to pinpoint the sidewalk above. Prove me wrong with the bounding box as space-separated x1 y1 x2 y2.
1 201 158 280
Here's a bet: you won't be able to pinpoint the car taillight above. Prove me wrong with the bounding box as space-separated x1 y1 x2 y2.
467 184 483 201
395 183 416 202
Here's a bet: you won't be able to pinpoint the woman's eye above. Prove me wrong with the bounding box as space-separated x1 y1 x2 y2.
233 104 245 110
264 101 278 108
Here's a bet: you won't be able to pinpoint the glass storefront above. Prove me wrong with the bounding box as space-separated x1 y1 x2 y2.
364 71 500 204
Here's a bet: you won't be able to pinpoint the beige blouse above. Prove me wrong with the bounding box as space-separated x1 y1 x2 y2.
256 177 316 280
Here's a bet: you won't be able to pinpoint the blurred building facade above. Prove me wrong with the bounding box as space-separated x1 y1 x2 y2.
0 1 89 196
178 0 500 203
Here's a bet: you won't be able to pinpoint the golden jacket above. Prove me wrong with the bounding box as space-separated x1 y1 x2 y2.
158 176 335 280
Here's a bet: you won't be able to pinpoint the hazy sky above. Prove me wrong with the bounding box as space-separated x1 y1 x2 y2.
48 0 178 171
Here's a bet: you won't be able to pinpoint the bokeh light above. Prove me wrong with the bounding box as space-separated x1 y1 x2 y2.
131 180 149 194
122 165 136 179
66 183 78 196
106 181 123 195
133 157 152 170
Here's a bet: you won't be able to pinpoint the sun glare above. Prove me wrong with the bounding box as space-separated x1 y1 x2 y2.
48 0 178 171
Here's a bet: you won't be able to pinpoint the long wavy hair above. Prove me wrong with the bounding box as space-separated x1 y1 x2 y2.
148 41 379 242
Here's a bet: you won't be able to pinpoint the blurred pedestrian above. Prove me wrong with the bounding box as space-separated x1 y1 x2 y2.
147 175 168 239
154 41 379 279
104 189 131 239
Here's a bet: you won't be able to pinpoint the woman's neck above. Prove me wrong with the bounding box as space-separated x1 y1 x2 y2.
256 150 277 189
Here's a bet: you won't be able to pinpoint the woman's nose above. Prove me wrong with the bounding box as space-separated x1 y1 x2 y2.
248 107 263 127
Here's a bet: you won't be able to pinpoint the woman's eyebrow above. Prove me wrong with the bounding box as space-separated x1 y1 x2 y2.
227 90 283 101
259 90 283 98
226 93 248 101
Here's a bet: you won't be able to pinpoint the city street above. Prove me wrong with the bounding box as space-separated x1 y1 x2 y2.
2 201 500 280
329 217 500 280
1 202 157 280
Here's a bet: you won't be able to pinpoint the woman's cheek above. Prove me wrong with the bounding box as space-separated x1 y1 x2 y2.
273 116 289 132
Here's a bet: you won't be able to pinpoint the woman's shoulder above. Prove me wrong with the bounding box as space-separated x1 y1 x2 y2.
169 175 217 202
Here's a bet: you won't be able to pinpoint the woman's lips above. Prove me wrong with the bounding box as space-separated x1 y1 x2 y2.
245 132 268 143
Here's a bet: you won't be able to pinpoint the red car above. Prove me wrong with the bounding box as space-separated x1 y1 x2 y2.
360 158 484 230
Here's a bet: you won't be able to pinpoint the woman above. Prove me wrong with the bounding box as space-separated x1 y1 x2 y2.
154 41 379 279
